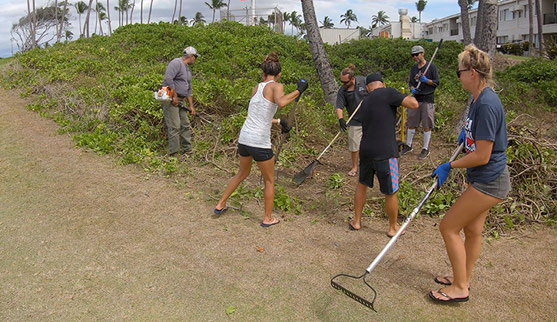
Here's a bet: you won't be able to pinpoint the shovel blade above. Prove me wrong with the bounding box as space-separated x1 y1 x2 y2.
293 160 319 185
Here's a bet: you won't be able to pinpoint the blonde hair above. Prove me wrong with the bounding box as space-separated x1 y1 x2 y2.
341 63 356 78
458 44 494 88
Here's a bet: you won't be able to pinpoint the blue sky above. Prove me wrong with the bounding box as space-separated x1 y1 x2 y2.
0 0 466 58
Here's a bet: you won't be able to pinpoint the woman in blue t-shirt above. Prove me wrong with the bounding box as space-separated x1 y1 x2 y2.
429 45 511 303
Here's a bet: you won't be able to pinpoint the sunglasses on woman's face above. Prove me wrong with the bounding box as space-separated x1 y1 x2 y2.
456 68 471 78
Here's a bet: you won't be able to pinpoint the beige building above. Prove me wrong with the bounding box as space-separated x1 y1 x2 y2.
374 0 557 49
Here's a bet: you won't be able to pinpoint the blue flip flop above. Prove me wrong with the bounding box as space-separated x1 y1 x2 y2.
260 219 280 228
214 207 228 215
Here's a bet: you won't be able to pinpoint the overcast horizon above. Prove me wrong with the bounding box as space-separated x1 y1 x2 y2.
0 0 466 58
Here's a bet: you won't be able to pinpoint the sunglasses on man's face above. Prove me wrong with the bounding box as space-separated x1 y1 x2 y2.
456 68 471 78
411 53 421 57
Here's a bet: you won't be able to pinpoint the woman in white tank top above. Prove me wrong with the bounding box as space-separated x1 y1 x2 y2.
214 52 308 227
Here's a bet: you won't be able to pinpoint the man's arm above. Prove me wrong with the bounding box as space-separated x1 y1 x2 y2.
401 96 418 109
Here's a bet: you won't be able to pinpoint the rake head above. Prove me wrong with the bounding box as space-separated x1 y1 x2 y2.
293 160 319 185
331 271 377 312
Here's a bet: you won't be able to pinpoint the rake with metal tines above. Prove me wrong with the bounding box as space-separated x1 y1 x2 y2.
331 143 464 311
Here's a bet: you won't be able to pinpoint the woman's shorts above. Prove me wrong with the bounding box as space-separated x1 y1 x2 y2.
237 143 273 162
358 157 399 195
470 166 511 200
348 125 362 152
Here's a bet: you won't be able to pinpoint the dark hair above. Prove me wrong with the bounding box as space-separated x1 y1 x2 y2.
262 52 281 76
341 63 356 78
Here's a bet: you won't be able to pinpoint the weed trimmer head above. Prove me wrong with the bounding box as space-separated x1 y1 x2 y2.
331 272 377 311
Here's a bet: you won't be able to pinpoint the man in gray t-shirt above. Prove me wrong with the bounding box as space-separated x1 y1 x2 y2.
161 46 199 155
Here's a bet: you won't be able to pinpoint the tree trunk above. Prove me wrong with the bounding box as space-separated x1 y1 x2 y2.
130 0 135 24
171 0 177 23
474 0 484 43
60 0 68 40
535 0 543 56
55 0 59 42
83 0 94 37
30 0 37 48
94 0 99 34
178 0 183 25
528 0 535 56
140 0 143 24
300 0 338 105
147 0 153 23
474 0 497 57
458 0 472 45
107 0 112 34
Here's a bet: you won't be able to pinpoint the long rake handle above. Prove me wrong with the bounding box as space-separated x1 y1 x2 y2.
275 95 301 162
315 99 364 162
415 39 443 92
365 143 464 273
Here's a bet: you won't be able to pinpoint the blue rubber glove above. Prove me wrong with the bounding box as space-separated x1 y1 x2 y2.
419 75 429 83
457 128 466 146
410 88 417 95
432 162 452 188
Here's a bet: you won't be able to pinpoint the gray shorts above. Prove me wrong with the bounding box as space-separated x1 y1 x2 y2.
470 166 511 200
348 125 362 152
407 101 434 129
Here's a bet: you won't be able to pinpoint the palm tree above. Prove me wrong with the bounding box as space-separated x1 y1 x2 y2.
129 0 136 24
371 10 389 28
411 16 418 23
205 0 227 23
321 16 334 28
179 16 188 26
106 0 112 34
290 11 302 34
75 1 88 36
415 0 427 23
193 12 206 25
95 1 106 35
83 0 95 37
459 0 472 45
282 12 291 34
171 0 177 23
300 0 338 105
340 9 357 28
177 0 183 25
140 0 143 23
98 11 107 35
147 0 153 23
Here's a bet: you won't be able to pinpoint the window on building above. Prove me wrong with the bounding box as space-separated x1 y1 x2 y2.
470 16 476 26
428 27 433 34
499 9 512 21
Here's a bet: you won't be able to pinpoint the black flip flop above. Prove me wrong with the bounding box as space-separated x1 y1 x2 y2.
434 276 452 286
428 289 469 303
348 223 359 231
214 207 228 215
261 219 280 228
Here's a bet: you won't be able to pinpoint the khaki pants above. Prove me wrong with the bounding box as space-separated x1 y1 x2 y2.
161 99 192 155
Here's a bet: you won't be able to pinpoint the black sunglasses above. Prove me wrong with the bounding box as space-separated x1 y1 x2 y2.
411 53 421 57
456 68 471 78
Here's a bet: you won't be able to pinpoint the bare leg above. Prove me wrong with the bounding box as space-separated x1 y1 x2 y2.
256 157 277 225
385 193 400 236
431 186 501 300
215 155 252 210
349 151 359 175
351 182 368 230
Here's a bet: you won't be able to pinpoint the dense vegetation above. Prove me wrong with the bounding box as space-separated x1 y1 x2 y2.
2 21 555 234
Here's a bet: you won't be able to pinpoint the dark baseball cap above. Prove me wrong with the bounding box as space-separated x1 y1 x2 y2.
366 73 383 84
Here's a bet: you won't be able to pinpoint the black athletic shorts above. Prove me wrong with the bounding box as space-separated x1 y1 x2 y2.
358 157 399 195
237 143 274 162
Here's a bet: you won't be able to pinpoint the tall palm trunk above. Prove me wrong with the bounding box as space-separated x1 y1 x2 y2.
171 0 177 23
178 0 183 25
528 0 535 56
300 0 338 105
140 0 143 24
55 0 59 42
535 0 543 55
107 0 112 34
83 0 94 37
58 0 69 41
130 0 135 23
147 0 153 23
94 0 98 34
458 0 472 45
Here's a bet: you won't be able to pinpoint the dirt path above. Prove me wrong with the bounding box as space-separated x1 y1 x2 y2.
1 88 556 320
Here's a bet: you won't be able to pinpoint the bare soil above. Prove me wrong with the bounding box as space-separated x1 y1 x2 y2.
1 88 556 320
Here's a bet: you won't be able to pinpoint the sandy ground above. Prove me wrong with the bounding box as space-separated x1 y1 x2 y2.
1 88 556 321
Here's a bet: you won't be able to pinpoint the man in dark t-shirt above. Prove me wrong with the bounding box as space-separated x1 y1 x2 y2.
349 73 418 238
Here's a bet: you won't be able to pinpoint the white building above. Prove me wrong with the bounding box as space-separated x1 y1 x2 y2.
371 9 427 40
374 0 557 48
319 28 361 45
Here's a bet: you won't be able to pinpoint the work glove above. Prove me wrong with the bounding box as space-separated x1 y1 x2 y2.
338 118 347 132
432 162 452 189
410 88 417 95
279 119 291 134
296 79 308 95
457 128 466 146
419 75 429 83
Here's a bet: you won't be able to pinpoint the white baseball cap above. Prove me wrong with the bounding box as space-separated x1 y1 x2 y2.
183 46 200 57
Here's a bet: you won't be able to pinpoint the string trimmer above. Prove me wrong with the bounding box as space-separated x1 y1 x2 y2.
331 143 464 311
